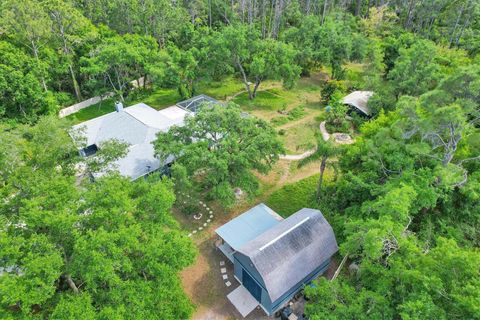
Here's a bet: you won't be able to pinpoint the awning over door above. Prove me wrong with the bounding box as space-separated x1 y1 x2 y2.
227 285 259 318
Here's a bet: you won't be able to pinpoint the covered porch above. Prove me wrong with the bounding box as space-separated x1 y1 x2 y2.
215 238 235 263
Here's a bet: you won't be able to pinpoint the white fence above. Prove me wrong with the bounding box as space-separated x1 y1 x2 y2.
58 92 115 118
58 77 146 118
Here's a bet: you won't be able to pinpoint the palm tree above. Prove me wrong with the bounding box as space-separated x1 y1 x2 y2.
299 138 339 201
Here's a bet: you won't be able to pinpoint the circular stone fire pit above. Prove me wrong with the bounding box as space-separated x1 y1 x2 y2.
332 133 354 145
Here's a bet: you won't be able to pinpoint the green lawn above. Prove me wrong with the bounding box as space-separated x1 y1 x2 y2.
265 174 319 217
280 119 319 153
344 62 366 88
232 90 289 111
66 98 116 124
139 88 181 109
197 77 244 100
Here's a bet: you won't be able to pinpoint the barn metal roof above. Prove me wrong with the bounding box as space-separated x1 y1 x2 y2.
237 208 338 302
342 91 374 116
215 203 283 251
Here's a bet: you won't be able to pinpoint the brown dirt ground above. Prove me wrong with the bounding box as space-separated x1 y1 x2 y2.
178 72 334 319
178 159 326 320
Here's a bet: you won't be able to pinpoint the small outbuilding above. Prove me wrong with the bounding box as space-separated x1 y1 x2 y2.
342 91 374 117
215 204 338 317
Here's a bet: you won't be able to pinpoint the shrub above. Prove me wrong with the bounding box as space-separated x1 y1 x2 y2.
287 106 305 120
182 203 200 216
271 116 289 126
321 80 347 104
271 106 305 126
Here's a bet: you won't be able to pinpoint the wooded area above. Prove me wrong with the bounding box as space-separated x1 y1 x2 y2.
1 0 479 319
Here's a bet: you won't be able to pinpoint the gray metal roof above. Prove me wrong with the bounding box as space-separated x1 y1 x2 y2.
237 208 338 302
216 203 283 251
342 91 374 116
72 103 188 180
176 94 221 113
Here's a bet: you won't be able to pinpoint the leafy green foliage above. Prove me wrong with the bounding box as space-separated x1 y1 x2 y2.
388 40 442 97
215 24 301 99
305 56 480 319
0 119 196 319
154 104 284 206
0 41 56 121
81 34 160 100
1 1 480 318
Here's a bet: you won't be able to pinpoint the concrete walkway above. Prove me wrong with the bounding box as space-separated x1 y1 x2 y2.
319 121 330 142
279 149 315 161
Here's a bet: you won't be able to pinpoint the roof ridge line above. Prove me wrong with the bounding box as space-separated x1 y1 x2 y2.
258 217 310 251
123 104 159 128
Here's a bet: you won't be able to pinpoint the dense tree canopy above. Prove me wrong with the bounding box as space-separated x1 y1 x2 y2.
154 104 284 206
305 57 480 319
1 0 478 120
1 0 480 318
0 118 196 319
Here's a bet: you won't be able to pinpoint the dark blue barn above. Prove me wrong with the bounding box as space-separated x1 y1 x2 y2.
215 204 338 317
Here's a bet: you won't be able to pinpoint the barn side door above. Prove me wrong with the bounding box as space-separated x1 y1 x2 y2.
242 269 262 302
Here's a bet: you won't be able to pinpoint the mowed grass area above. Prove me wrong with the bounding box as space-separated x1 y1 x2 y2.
265 174 319 217
66 98 116 124
197 76 245 100
65 77 244 124
229 73 327 154
65 73 327 153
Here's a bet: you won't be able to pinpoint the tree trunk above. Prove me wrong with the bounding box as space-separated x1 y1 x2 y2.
322 0 328 24
236 59 253 99
31 40 48 92
65 274 79 294
271 0 283 38
69 64 82 101
355 0 361 16
316 155 327 200
252 78 261 98
208 0 212 27
261 0 267 38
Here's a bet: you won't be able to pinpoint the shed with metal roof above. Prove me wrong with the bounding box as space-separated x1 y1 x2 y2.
216 204 338 317
342 91 374 116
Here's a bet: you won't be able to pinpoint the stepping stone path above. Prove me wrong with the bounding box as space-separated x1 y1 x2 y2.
220 261 225 266
220 268 227 274
181 192 217 237
225 281 231 287
223 274 228 280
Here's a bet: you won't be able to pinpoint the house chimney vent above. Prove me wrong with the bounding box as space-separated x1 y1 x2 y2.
115 101 124 112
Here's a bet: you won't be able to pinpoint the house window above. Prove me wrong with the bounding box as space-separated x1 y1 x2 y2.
81 144 98 157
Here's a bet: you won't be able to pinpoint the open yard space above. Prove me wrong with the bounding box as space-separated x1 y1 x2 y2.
67 72 329 156
67 71 337 318
174 158 334 319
